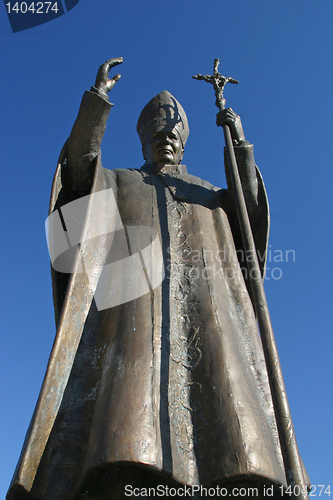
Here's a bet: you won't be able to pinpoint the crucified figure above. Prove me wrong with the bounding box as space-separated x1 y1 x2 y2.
193 58 239 110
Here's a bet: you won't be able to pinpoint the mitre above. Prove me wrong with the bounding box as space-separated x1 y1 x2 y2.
137 90 189 147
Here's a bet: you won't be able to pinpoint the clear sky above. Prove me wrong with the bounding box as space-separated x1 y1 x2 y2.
0 0 332 497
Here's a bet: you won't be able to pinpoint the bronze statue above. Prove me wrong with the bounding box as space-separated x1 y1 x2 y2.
7 59 309 500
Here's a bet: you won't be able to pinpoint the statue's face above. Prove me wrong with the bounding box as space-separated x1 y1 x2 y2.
143 127 184 167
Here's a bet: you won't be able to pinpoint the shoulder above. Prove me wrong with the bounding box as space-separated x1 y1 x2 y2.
102 167 143 181
182 172 220 192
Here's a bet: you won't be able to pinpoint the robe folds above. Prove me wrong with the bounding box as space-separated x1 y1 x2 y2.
7 91 297 500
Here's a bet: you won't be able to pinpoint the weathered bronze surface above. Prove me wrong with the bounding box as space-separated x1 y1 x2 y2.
7 59 309 500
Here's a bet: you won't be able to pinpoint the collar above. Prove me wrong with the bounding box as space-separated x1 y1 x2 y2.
140 163 188 175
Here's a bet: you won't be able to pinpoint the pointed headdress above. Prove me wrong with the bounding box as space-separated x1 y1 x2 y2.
137 90 189 147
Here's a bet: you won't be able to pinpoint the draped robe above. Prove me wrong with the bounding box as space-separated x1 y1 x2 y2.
8 90 296 500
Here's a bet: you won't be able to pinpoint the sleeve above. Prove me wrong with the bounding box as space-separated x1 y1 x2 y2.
224 142 259 214
66 87 113 194
221 142 270 282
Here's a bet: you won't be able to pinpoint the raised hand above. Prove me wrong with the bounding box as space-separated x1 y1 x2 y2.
94 57 123 95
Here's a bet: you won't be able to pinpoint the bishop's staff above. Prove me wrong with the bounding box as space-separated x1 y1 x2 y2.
193 59 308 500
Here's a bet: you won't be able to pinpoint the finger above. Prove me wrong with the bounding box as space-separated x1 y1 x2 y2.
221 108 236 117
96 62 109 81
96 58 123 86
216 115 237 126
217 109 238 121
106 57 123 71
106 74 121 91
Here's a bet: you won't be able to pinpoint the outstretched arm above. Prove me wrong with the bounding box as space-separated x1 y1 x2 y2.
66 58 123 194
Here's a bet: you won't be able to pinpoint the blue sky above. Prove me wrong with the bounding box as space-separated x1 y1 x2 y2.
1 0 332 497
